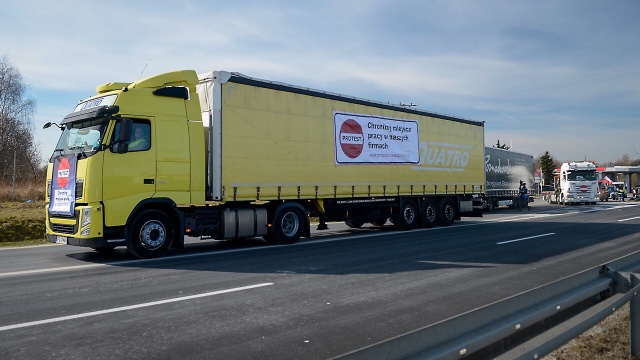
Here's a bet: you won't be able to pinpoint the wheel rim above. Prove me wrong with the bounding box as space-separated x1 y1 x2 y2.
444 203 454 221
426 204 436 222
403 204 416 224
139 220 166 250
280 211 300 237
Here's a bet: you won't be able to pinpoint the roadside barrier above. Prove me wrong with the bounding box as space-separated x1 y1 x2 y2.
336 251 640 360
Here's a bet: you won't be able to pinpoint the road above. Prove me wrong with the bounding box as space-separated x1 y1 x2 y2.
1 201 640 359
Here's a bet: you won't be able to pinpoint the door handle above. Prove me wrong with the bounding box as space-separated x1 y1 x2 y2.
144 179 155 184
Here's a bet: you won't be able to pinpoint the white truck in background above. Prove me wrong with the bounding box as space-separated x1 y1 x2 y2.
543 161 599 205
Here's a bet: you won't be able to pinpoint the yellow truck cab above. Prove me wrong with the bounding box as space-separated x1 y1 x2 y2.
46 70 205 258
45 69 484 258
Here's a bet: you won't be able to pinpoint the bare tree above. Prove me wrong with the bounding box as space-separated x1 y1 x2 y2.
0 56 40 182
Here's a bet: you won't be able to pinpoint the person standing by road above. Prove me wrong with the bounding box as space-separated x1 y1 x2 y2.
519 181 530 211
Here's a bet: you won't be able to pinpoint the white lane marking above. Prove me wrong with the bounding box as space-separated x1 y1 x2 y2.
619 216 640 222
0 283 273 332
497 233 556 245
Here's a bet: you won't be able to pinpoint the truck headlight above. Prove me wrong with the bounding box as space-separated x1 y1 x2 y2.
81 207 92 228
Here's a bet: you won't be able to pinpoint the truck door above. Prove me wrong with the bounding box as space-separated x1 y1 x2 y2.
102 118 156 227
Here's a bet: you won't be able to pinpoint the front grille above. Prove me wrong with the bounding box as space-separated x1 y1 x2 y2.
50 223 75 234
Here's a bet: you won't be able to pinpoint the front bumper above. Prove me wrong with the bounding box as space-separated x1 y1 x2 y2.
45 203 124 248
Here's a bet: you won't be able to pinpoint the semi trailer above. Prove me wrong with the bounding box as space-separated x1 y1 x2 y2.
44 70 485 258
483 147 534 211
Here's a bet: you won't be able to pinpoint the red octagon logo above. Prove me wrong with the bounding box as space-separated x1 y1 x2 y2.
57 157 70 188
339 119 364 159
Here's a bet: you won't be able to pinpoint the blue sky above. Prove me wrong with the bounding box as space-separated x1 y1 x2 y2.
3 0 639 165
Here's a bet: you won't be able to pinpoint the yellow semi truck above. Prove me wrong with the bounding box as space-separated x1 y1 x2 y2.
44 70 485 258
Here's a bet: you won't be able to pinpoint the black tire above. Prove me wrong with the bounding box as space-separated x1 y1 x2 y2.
345 220 364 228
126 210 174 258
487 199 495 212
370 218 388 227
267 205 305 244
393 199 418 230
420 198 437 228
437 197 455 226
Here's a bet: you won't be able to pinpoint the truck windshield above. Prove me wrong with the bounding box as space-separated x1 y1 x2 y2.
49 117 109 162
567 170 597 181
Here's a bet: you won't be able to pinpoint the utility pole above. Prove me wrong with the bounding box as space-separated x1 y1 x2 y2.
12 149 17 201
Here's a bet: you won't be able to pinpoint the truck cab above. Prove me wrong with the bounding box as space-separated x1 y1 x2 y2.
557 162 599 205
45 70 205 257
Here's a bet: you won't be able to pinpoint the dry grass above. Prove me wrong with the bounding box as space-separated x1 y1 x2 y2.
543 304 639 359
0 199 47 245
0 181 45 202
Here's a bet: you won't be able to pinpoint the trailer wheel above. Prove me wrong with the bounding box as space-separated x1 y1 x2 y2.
345 221 364 228
420 198 437 228
268 204 305 244
126 210 173 258
437 197 455 226
393 199 418 230
370 218 388 227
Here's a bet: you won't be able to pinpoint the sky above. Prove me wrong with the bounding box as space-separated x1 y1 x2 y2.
2 0 639 166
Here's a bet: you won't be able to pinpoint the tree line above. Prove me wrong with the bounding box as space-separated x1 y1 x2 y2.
0 56 44 184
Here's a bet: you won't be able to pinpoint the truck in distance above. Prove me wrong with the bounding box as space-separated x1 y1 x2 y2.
543 161 599 205
483 147 534 211
44 70 486 258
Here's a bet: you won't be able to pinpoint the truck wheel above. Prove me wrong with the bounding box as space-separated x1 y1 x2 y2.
126 210 173 258
345 221 364 228
487 200 495 212
437 197 455 226
370 218 388 226
420 198 437 228
268 205 305 244
393 199 418 230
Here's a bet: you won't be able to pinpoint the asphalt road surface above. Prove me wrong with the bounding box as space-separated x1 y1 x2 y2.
1 201 640 359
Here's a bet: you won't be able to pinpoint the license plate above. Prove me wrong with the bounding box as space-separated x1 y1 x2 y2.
56 236 68 244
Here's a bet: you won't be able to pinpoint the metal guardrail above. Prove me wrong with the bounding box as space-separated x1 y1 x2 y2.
335 251 640 360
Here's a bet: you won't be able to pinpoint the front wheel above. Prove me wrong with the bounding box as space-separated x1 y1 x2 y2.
126 210 174 258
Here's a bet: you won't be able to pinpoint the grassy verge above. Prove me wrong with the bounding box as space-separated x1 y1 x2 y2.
0 201 48 246
545 303 639 359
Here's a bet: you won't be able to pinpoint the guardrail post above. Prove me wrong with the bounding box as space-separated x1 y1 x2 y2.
631 273 640 356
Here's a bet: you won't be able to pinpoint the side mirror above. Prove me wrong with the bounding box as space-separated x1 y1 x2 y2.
43 122 64 131
117 118 132 154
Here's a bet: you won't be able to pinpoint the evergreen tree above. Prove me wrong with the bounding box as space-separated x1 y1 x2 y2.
538 151 556 186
